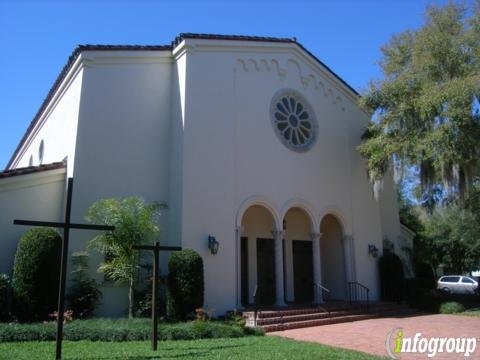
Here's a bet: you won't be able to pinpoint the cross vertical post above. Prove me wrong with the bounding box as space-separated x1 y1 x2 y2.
55 177 73 360
133 243 181 351
152 242 159 350
13 177 114 360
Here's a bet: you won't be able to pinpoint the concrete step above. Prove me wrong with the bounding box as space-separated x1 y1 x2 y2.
250 306 419 331
263 313 379 332
243 304 355 319
256 309 362 326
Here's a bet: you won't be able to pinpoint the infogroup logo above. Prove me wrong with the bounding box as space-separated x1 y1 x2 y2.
386 328 477 358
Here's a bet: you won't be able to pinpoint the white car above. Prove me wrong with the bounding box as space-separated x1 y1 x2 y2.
437 276 479 294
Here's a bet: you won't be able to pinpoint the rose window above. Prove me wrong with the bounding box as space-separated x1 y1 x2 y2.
270 89 317 152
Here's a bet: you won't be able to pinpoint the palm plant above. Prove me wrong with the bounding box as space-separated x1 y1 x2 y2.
86 197 166 318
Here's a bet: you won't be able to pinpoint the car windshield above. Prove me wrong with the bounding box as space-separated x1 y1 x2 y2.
461 277 474 284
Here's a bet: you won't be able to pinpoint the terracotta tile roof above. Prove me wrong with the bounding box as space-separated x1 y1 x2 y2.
0 161 66 179
172 33 297 46
6 33 359 169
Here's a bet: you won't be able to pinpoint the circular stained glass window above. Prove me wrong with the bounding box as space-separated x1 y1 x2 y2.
270 89 317 152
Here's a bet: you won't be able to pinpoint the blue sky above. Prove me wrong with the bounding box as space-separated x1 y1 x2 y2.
0 0 451 169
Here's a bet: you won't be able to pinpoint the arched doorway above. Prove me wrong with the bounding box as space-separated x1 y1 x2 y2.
320 214 346 300
241 205 277 306
283 207 314 303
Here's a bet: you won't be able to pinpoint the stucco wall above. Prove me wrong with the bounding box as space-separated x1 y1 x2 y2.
0 169 66 274
67 50 174 316
12 67 84 177
179 39 387 314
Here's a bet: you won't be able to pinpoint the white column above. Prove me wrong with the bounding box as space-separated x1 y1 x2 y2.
343 235 355 283
272 229 286 306
311 232 323 304
235 226 243 308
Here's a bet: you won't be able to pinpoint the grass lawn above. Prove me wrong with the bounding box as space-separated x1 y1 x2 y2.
0 335 381 360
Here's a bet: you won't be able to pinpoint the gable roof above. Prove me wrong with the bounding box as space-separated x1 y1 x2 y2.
6 33 359 170
0 161 66 179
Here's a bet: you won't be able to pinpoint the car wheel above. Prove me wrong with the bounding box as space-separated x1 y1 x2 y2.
442 287 450 294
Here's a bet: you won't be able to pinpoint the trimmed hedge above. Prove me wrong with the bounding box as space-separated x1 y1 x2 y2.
0 318 263 342
167 249 204 320
12 227 61 321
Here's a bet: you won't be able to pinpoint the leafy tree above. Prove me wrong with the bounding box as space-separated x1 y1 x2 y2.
421 188 480 273
86 197 166 318
359 2 480 206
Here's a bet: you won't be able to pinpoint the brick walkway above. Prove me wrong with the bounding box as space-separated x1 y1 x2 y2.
270 314 480 359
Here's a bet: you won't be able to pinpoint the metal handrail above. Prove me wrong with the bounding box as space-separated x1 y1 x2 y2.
313 283 331 314
316 283 331 294
253 285 258 300
253 284 259 327
347 281 370 312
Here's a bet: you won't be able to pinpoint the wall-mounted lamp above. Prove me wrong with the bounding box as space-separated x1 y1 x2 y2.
368 244 379 258
208 235 219 255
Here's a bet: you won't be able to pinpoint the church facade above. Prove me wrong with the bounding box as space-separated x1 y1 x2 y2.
0 34 406 317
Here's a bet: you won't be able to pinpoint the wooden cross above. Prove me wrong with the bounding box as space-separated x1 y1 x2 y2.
13 178 114 360
133 242 181 350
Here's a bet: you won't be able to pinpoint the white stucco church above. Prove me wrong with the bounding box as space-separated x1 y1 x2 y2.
0 33 411 317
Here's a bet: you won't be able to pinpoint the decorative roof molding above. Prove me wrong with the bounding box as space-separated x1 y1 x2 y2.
0 161 66 179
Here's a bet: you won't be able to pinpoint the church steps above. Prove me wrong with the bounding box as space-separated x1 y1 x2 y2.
243 302 418 332
255 309 361 326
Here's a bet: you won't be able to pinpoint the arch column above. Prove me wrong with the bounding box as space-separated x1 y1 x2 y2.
235 225 243 307
272 229 286 306
310 232 323 303
343 235 356 284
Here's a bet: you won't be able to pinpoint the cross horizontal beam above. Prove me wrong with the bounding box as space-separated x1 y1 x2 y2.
133 245 182 251
13 219 114 231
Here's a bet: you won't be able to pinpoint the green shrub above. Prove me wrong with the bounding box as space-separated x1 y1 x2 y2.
0 318 262 342
379 252 405 301
12 227 61 322
0 273 11 321
439 301 465 314
167 249 204 320
66 252 101 319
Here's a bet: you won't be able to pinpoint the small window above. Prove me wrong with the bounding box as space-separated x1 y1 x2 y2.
461 277 474 284
28 155 33 167
38 140 45 164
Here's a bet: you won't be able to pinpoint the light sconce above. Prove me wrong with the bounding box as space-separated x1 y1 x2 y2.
208 235 219 255
368 244 379 258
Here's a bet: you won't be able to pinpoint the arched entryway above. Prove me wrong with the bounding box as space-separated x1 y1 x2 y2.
283 207 314 304
240 205 277 306
320 214 347 300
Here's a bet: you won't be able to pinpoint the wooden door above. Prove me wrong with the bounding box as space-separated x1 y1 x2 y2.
256 238 275 306
293 240 313 303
